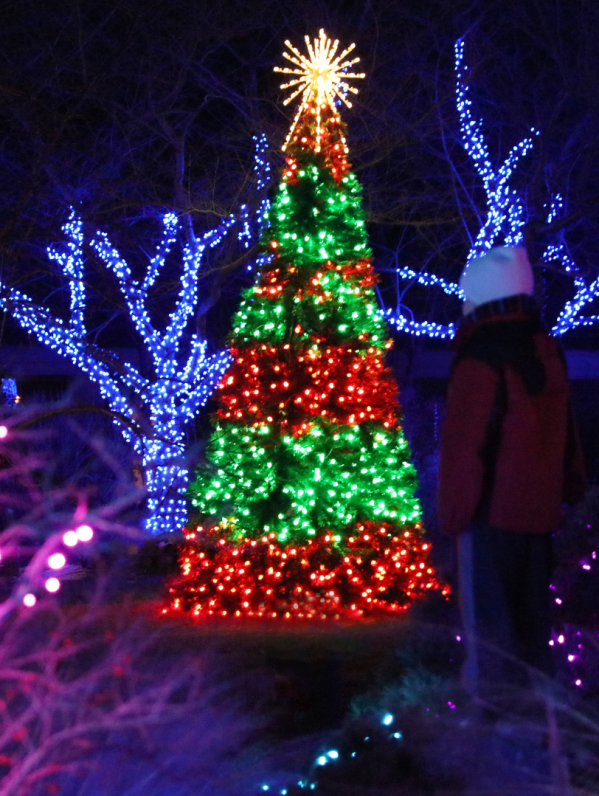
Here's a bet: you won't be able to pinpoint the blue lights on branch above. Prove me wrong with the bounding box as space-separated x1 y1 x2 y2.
387 71 593 339
544 193 599 335
0 138 272 535
455 38 538 261
394 267 465 300
387 37 539 340
246 134 273 272
384 310 456 340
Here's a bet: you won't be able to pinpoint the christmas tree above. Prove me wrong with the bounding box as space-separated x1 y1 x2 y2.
167 31 446 620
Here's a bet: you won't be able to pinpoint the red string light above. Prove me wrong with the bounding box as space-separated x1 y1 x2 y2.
217 344 398 432
165 522 448 620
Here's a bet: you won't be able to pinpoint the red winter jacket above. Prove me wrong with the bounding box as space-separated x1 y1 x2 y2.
438 298 585 536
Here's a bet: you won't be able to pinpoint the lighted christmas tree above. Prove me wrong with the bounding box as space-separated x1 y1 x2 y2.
167 31 446 620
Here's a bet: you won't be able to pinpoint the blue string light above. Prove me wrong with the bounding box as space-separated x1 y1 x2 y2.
0 138 271 535
393 267 465 300
384 310 456 340
387 38 538 340
245 134 272 272
543 194 599 335
455 38 539 260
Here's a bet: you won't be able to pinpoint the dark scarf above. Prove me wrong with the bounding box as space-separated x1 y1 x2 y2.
454 294 551 395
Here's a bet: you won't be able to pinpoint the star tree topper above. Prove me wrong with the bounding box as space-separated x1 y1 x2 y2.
274 29 365 151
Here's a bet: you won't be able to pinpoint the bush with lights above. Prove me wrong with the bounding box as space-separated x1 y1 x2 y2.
166 31 446 621
549 487 599 700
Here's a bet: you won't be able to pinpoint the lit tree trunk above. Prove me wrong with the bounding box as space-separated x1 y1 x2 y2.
0 137 270 534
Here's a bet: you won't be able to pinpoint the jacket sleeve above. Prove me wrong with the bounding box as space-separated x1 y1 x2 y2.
437 358 499 536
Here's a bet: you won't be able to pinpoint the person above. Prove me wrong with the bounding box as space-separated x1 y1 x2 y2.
437 245 586 698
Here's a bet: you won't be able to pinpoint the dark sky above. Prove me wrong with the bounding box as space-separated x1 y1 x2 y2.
0 0 598 348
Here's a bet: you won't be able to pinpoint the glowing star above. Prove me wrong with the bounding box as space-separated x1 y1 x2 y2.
274 29 365 151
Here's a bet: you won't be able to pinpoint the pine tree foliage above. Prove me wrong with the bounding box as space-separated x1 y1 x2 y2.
168 36 445 620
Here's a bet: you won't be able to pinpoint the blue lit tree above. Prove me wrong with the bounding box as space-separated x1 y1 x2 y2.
0 137 271 535
547 191 599 335
382 38 597 340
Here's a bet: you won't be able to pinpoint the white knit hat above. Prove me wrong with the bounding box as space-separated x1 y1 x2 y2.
459 246 534 307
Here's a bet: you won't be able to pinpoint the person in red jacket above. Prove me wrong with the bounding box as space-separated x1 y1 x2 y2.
438 245 585 697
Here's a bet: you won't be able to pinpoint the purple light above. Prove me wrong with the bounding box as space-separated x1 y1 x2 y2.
23 593 36 607
48 553 66 570
76 524 94 542
0 426 7 439
63 530 78 547
45 577 60 593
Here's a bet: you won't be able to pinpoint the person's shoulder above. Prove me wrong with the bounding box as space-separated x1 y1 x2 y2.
450 352 501 385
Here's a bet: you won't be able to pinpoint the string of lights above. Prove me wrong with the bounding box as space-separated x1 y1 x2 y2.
393 267 465 299
544 194 599 335
0 139 271 535
455 38 538 261
388 38 599 341
167 522 444 620
0 427 97 611
167 30 443 619
384 312 457 339
382 267 462 339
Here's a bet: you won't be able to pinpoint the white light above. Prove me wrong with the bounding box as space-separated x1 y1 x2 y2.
327 749 339 759
45 577 61 593
63 531 78 547
23 593 36 607
0 426 7 439
316 756 328 766
382 713 393 726
48 553 66 570
76 524 94 542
